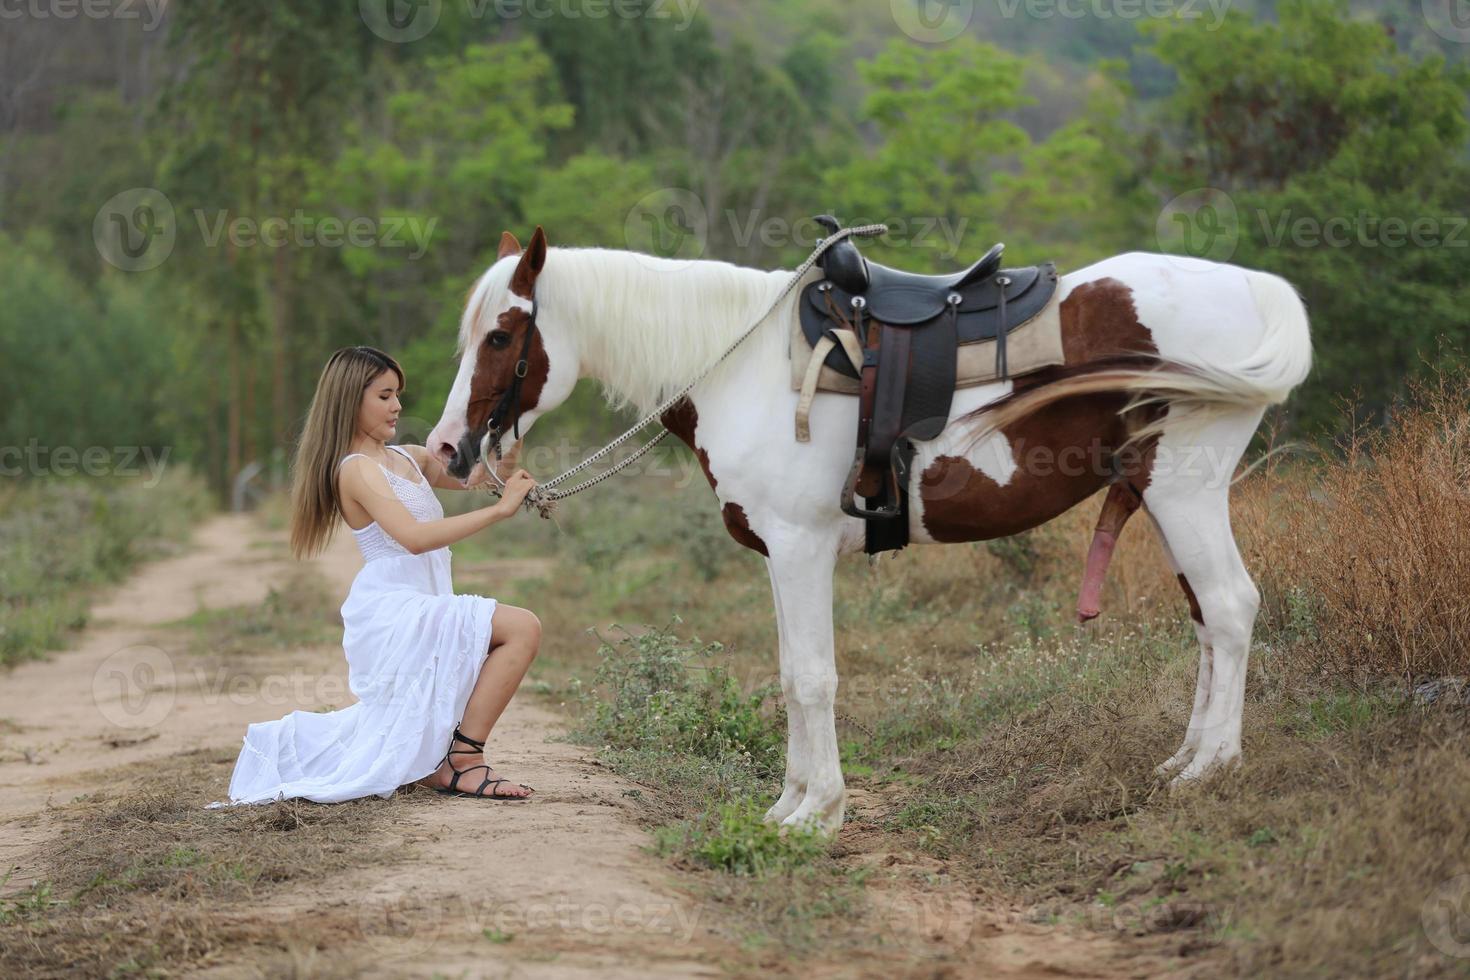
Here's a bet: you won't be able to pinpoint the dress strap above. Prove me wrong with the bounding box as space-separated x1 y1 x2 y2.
388 444 429 484
336 453 369 472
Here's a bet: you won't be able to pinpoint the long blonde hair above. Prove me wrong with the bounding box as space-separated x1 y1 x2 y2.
289 346 405 559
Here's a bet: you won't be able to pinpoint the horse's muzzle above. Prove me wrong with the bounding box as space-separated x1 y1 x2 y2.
448 429 483 481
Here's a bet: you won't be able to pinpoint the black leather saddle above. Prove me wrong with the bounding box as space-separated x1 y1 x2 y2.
798 215 1059 555
802 215 1057 381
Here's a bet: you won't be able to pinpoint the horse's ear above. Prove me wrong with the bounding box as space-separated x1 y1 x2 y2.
510 226 548 299
497 231 521 260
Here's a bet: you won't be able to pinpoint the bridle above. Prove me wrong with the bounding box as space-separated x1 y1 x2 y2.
462 294 540 477
461 223 889 510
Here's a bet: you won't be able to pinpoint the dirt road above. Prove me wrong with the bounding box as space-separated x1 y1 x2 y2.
0 514 1189 978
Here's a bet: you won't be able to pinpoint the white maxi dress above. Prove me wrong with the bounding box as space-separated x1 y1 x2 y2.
216 446 497 805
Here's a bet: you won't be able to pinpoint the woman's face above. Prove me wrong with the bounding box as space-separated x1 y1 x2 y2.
358 369 402 443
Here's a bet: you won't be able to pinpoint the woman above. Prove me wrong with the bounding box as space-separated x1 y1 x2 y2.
220 346 541 804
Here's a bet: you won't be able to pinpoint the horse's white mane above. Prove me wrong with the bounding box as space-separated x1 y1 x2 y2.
459 247 792 417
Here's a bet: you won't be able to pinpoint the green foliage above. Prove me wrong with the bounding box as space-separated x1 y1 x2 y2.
570 620 784 778
1144 0 1470 431
181 571 338 660
0 470 212 667
1 0 1463 490
654 801 829 876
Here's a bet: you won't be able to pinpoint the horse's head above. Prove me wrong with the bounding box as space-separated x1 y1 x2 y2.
427 226 579 484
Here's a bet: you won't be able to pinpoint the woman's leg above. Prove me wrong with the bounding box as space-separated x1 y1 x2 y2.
461 604 542 742
425 604 542 796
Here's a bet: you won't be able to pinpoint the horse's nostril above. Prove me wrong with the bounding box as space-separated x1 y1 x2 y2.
436 442 456 462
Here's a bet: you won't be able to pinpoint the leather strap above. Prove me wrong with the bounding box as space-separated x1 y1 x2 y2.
795 328 864 442
995 275 1009 380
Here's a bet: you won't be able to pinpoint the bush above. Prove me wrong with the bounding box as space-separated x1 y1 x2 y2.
655 801 829 876
570 619 784 780
0 469 212 666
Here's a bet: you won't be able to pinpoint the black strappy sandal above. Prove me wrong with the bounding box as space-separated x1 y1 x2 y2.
433 725 534 801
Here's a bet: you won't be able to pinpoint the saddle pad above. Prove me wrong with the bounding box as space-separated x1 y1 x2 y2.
789 288 1067 396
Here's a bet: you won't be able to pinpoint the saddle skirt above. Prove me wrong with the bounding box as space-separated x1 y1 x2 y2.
788 266 1066 400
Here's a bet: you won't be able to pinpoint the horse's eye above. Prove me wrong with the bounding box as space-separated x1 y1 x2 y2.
486 330 511 349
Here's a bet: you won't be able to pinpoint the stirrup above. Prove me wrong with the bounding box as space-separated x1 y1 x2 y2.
434 724 534 801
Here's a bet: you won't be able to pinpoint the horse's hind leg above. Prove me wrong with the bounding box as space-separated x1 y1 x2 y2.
1148 509 1215 776
1143 408 1265 783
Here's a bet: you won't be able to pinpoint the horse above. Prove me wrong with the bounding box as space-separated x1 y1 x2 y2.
426 226 1312 836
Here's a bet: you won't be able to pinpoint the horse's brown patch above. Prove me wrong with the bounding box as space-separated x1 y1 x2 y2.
465 307 549 433
660 398 768 555
1177 574 1205 625
721 503 769 556
1059 277 1157 364
925 279 1163 543
659 398 715 491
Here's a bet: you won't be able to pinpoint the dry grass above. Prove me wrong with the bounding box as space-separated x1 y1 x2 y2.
1237 374 1470 681
521 373 1470 976
0 748 412 978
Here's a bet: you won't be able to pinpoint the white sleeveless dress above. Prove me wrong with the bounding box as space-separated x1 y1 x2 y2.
215 445 498 805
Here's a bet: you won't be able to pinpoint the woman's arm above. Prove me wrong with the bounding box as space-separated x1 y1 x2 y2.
338 457 523 555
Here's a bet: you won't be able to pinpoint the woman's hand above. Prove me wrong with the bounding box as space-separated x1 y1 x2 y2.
493 469 537 517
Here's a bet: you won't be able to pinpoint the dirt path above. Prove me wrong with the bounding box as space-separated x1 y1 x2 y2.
0 513 1189 979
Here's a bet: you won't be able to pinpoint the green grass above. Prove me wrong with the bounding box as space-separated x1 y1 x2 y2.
176 569 339 660
0 470 212 667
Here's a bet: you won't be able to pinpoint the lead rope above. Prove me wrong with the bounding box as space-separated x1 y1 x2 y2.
488 223 889 516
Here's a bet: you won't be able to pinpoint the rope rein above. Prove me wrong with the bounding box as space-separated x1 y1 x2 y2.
486 223 889 515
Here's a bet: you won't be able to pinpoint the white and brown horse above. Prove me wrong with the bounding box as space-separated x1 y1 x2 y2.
427 228 1312 835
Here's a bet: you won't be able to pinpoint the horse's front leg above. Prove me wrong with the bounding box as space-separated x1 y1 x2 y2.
763 558 809 825
765 529 845 836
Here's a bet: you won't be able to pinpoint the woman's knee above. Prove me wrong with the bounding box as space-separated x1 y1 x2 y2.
492 605 542 652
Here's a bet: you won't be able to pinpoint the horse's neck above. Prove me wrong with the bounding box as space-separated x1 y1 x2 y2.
547 250 795 416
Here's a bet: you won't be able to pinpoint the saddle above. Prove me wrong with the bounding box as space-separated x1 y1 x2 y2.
797 216 1059 554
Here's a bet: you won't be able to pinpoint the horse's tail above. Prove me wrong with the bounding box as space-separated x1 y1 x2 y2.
960 268 1312 445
